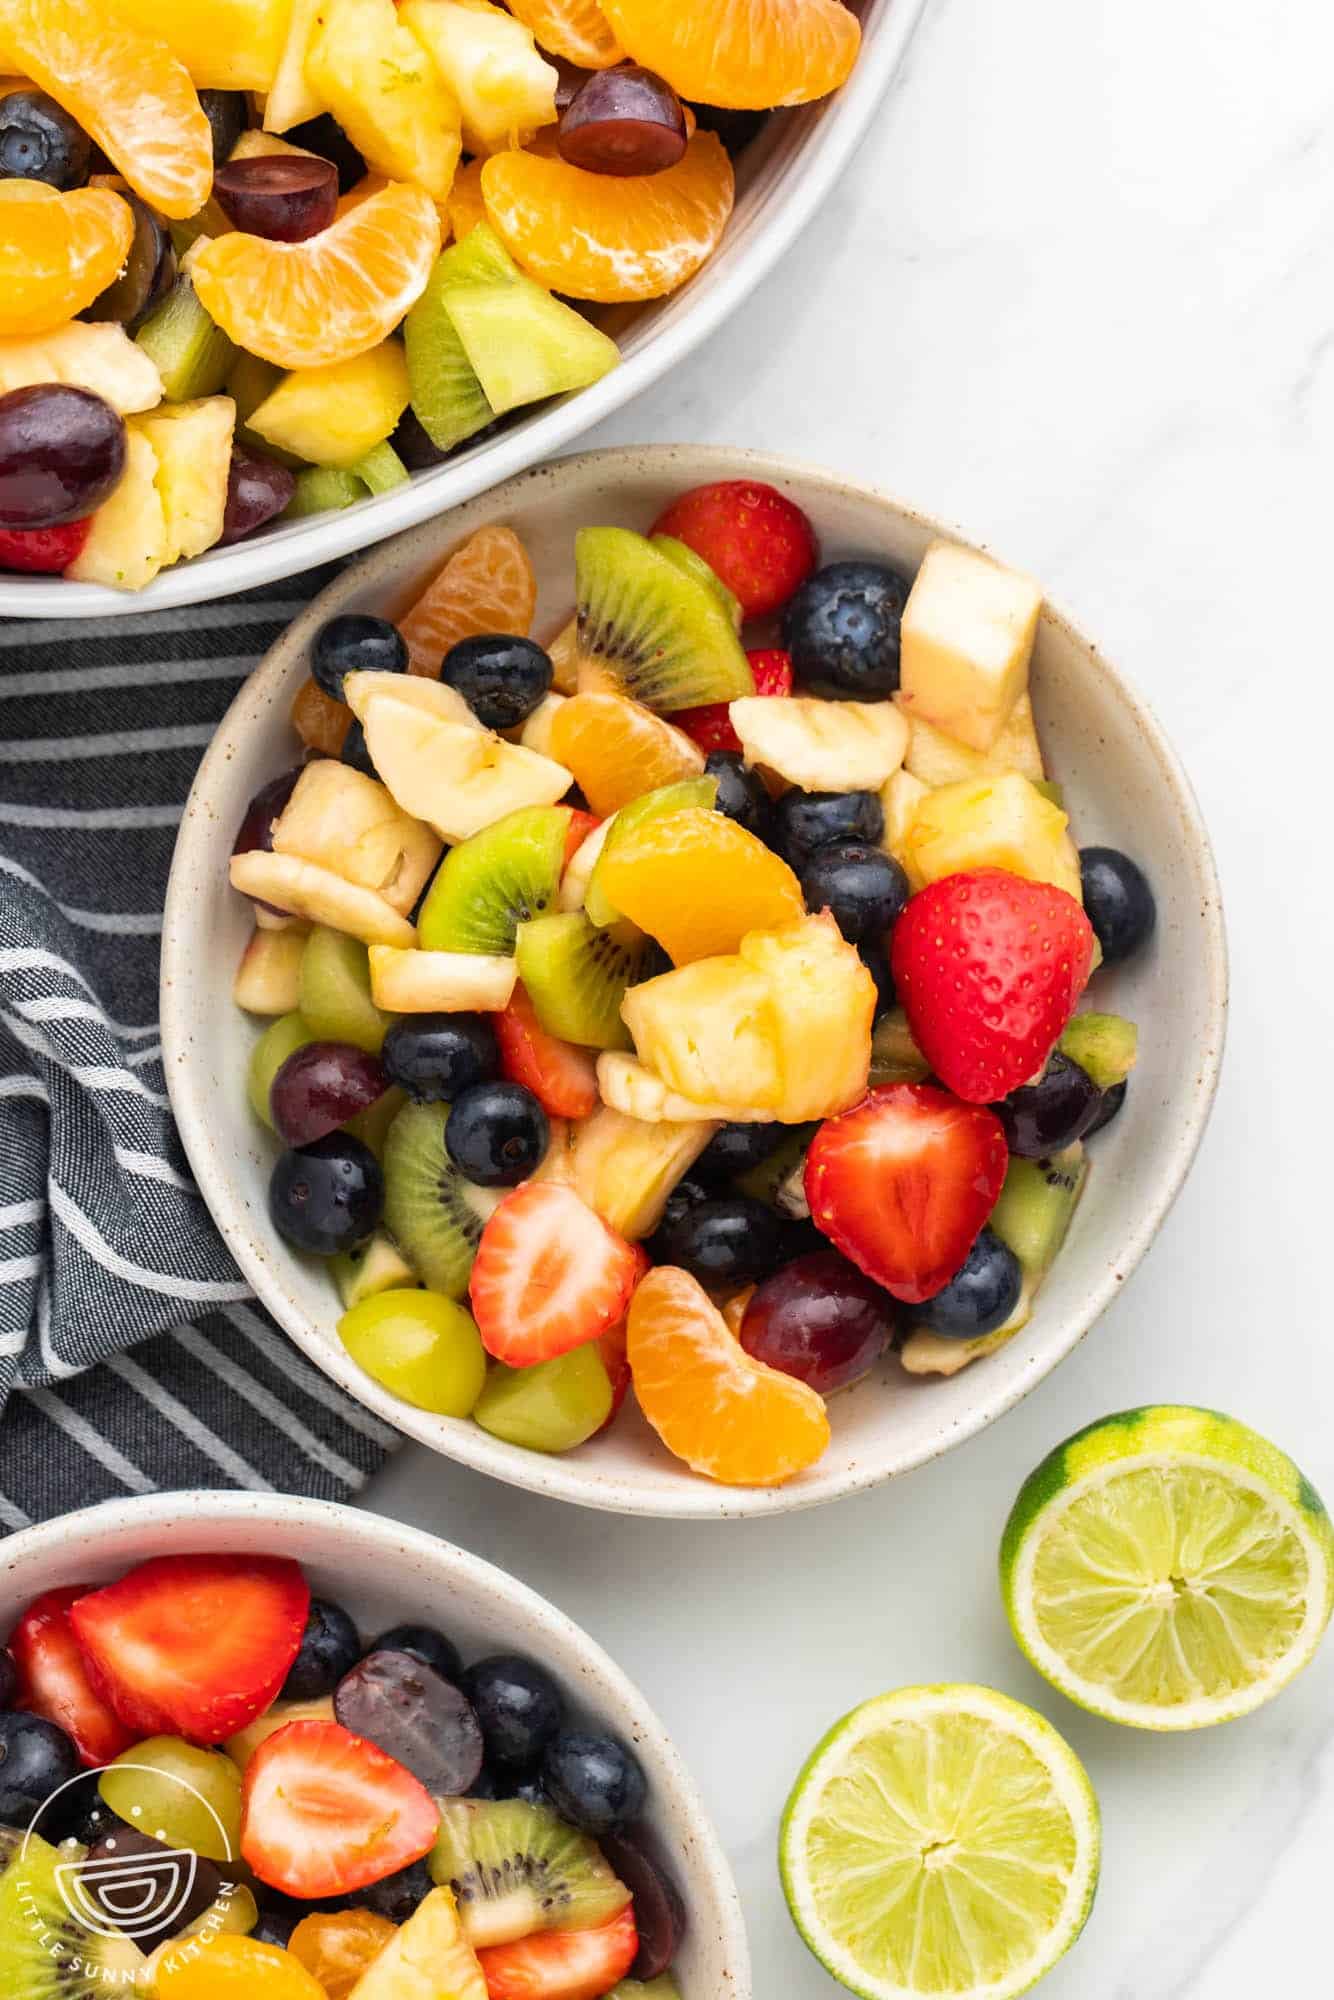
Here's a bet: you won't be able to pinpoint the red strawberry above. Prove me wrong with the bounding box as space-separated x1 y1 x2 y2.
477 1906 639 2000
0 519 91 573
69 1554 310 1745
495 983 600 1119
676 647 794 753
596 1317 631 1432
651 481 818 618
804 1083 1008 1303
470 1183 642 1367
9 1587 135 1767
240 1717 439 1898
891 869 1097 1103
563 808 601 871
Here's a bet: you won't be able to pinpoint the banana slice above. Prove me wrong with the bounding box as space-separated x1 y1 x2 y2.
271 759 442 914
596 1053 774 1124
518 691 567 757
230 851 416 946
363 694 571 843
729 695 908 793
342 670 482 731
368 946 517 1012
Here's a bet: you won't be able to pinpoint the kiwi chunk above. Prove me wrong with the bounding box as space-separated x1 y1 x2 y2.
418 806 571 957
515 913 644 1050
584 776 718 928
651 534 742 629
404 224 516 453
868 1008 930 1085
0 1831 149 1995
1059 1011 1137 1089
300 928 393 1053
353 440 410 495
135 273 236 401
383 1100 498 1298
444 280 619 418
344 1085 408 1160
283 466 368 518
574 527 756 713
429 1798 631 1948
332 1230 417 1309
610 1983 682 2000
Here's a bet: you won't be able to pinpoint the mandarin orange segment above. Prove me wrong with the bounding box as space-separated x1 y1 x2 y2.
292 675 353 756
480 130 734 302
191 181 441 369
599 0 861 109
506 0 624 68
398 524 537 677
0 182 134 336
289 1909 397 1999
548 691 704 817
628 1265 830 1485
596 806 805 963
446 157 488 243
3 0 213 218
154 1934 328 1999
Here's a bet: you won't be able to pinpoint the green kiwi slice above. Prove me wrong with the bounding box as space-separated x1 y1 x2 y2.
445 279 619 417
299 928 393 1053
989 1142 1089 1330
574 527 756 713
514 913 644 1050
650 534 742 629
1058 1012 1137 1089
135 273 236 401
283 466 368 518
418 806 572 957
428 1798 631 1948
404 223 516 453
584 776 718 928
0 1832 149 1996
382 1101 498 1299
868 1008 931 1085
734 1124 818 1207
352 440 410 494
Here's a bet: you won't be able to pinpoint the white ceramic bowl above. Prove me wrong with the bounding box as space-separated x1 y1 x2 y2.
2 0 924 621
162 444 1228 1519
0 1490 750 1997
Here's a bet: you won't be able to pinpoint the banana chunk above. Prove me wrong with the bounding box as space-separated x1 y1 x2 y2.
729 695 907 792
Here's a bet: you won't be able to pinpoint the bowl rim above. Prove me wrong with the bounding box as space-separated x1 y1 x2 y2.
0 0 928 621
161 441 1229 1520
0 1488 753 1997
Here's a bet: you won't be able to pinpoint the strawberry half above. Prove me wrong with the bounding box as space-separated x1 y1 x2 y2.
0 518 91 573
495 984 600 1120
69 1554 310 1745
650 481 818 618
596 1317 631 1433
804 1083 1009 1303
891 868 1097 1103
562 808 602 871
469 1183 643 1367
10 1587 135 1767
241 1717 439 1898
676 647 794 754
477 1906 639 2000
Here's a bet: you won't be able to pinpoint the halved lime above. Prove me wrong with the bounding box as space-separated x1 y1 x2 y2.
780 1685 1099 2000
1001 1406 1334 1730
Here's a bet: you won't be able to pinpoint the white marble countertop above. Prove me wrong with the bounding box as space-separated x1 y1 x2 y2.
363 1 1334 1992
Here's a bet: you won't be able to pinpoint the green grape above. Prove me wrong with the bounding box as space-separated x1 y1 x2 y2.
474 1345 612 1454
99 1738 243 1863
344 1084 407 1159
609 1982 681 2000
299 928 394 1054
246 1011 315 1129
339 1287 487 1415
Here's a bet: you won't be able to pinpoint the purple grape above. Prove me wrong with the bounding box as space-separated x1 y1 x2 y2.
0 385 125 529
739 1250 895 1395
84 193 175 326
231 766 303 858
198 89 248 166
558 65 687 175
335 1650 484 1796
599 1828 686 1980
220 446 296 545
213 155 339 242
270 1041 388 1146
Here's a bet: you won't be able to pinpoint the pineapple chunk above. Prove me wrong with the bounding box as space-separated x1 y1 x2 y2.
899 540 1042 753
134 395 235 562
880 767 928 889
537 1105 717 1237
229 130 318 163
343 670 481 731
596 1053 774 1124
518 691 566 757
739 913 874 1121
363 695 571 842
368 945 516 1011
306 0 463 200
349 1887 486 2000
272 760 442 913
233 927 306 1014
898 691 1045 786
231 852 416 946
729 696 908 793
621 957 783 1112
108 0 292 90
905 772 1082 901
227 1696 334 1769
248 343 410 468
0 322 162 413
65 430 167 591
265 0 325 130
401 0 558 155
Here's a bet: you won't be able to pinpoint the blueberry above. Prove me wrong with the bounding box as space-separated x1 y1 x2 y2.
440 635 553 731
268 1134 383 1256
198 89 248 166
632 939 674 985
251 1900 304 1948
461 1655 564 1772
0 91 91 189
357 1859 434 1924
687 102 767 154
382 1013 499 1103
645 1177 710 1260
860 942 897 1019
542 1729 646 1836
905 1227 1022 1338
340 717 377 777
285 113 367 193
782 560 911 699
704 750 773 840
0 1711 79 1828
995 1052 1102 1158
282 1597 362 1700
312 612 408 700
1079 847 1156 963
1083 1078 1127 1137
693 1120 785 1184
0 1650 16 1710
651 1194 787 1289
446 1081 549 1187
392 406 451 472
772 788 883 870
372 1622 463 1683
468 1764 505 1799
800 841 909 945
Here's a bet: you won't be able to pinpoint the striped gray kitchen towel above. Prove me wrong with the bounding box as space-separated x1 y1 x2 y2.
0 575 400 1532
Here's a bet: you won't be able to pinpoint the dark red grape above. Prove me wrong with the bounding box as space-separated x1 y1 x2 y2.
689 102 767 155
739 1250 895 1395
283 114 365 193
220 446 296 545
552 59 593 111
231 766 303 858
391 406 449 471
0 386 125 529
599 1828 686 1980
269 1041 388 1146
335 1650 484 1796
213 155 339 242
558 65 687 175
83 192 176 327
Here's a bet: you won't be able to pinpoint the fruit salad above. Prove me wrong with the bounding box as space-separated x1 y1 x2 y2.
0 1552 684 1997
0 0 863 591
229 480 1156 1489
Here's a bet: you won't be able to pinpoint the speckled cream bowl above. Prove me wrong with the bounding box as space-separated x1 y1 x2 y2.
161 445 1227 1519
0 1490 751 1997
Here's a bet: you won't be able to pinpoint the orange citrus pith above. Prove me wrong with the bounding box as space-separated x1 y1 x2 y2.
599 0 861 109
629 1266 830 1486
506 0 624 68
289 1909 397 1999
481 131 734 302
399 524 538 678
549 693 703 817
0 182 134 336
191 181 440 370
292 676 353 756
3 0 212 217
154 1933 327 1999
597 807 805 963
